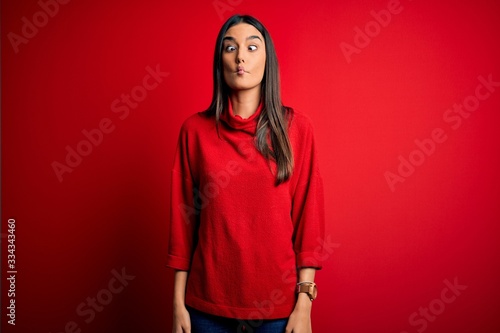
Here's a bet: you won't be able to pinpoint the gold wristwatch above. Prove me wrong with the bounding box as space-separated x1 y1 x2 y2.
296 282 318 301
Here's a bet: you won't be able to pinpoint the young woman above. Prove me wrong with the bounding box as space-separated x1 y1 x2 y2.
166 14 325 333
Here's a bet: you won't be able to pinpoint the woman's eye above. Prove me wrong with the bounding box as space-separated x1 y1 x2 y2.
225 45 236 52
248 45 257 51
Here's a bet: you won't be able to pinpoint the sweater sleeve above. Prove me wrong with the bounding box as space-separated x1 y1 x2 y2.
291 118 326 270
166 122 199 271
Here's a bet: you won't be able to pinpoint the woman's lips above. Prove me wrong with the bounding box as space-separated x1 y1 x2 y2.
236 66 247 75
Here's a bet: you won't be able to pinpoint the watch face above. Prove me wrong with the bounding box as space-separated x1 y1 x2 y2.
311 287 318 299
310 285 318 300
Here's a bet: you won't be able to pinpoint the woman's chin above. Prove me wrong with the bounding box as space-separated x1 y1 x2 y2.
227 83 261 92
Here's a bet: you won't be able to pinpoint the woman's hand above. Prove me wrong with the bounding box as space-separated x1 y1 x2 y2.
172 303 191 333
285 293 313 333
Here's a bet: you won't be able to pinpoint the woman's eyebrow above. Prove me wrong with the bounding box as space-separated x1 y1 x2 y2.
223 35 263 42
247 35 262 42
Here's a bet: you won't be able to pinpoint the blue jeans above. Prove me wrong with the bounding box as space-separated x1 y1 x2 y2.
187 306 288 333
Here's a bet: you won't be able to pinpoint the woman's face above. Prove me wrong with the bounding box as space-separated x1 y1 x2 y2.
222 23 266 93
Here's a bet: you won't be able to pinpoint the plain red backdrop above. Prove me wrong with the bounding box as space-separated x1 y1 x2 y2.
2 0 500 332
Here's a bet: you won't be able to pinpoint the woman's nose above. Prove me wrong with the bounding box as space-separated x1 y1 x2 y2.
236 51 245 63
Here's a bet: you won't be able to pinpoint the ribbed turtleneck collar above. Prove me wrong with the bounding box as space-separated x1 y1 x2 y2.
219 99 263 135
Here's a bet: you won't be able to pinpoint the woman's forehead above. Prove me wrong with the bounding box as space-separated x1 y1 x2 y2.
224 23 263 40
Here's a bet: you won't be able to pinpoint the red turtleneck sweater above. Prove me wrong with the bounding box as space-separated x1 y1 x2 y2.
166 101 325 319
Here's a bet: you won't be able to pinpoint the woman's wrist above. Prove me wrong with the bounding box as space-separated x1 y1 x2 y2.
173 297 186 310
295 293 313 311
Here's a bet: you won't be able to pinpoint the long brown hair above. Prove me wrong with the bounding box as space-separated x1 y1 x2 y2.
206 14 294 185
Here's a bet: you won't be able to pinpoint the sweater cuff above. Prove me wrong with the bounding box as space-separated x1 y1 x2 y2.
165 254 191 271
296 251 323 270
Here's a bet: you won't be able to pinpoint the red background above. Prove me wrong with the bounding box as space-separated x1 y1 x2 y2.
2 0 500 332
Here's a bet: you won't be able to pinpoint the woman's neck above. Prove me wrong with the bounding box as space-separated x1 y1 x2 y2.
229 88 261 119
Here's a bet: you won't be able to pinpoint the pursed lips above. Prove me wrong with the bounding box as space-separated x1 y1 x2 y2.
236 66 248 75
